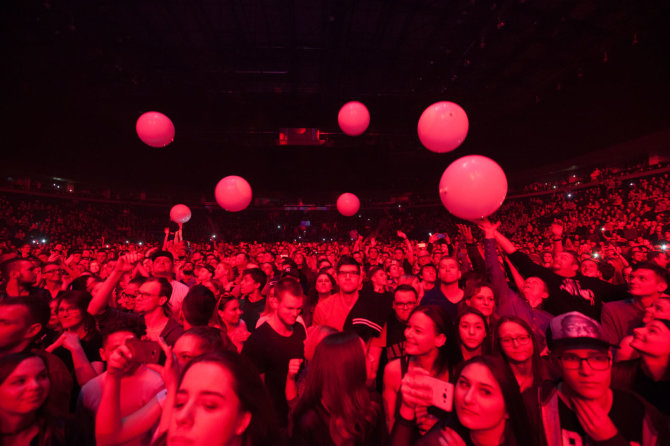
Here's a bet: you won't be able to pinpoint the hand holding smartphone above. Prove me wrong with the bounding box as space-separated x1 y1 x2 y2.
125 338 161 364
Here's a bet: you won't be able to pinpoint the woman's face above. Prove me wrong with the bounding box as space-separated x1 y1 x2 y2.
455 363 507 433
89 260 100 274
498 322 533 363
315 274 333 295
58 299 84 330
0 357 50 416
458 313 486 351
467 286 495 317
404 312 445 357
219 299 242 326
169 362 250 446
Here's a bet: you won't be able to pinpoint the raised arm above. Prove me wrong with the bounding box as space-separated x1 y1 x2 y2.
397 231 415 265
88 253 142 316
550 221 564 257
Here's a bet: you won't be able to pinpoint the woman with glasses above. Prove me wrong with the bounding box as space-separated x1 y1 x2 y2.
46 290 103 410
383 305 461 433
494 315 548 392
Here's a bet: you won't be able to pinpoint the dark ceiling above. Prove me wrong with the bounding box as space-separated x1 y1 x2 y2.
3 0 670 203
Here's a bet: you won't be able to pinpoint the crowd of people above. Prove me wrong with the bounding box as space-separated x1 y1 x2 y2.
1 163 670 446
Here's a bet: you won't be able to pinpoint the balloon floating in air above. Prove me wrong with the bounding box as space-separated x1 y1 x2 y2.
336 193 360 217
215 176 253 212
418 101 469 153
169 204 191 224
438 155 507 220
136 111 175 148
338 101 370 136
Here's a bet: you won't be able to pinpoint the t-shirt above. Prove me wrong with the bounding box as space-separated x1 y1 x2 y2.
76 367 165 446
420 286 461 321
53 332 103 412
343 290 392 342
242 321 306 427
312 292 358 331
240 296 266 333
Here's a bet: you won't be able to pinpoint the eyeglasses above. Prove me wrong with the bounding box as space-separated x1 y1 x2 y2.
394 301 417 309
559 353 611 371
119 290 137 300
44 269 63 274
500 335 531 345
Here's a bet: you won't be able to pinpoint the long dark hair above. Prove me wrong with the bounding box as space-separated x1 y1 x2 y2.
293 332 379 445
455 307 491 355
56 290 98 341
409 305 462 377
0 352 62 446
174 352 278 446
494 315 544 387
454 355 533 446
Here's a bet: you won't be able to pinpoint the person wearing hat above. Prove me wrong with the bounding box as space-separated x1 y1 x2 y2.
612 318 670 416
150 250 189 317
523 311 668 446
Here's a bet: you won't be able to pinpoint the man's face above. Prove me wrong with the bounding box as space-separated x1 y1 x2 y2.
275 294 303 328
96 251 107 264
421 266 437 284
579 259 599 278
522 277 548 303
152 256 173 276
16 261 38 286
628 268 665 298
632 249 647 263
101 331 137 367
134 281 166 314
561 316 598 337
393 290 417 323
369 248 379 260
552 252 577 275
0 305 33 353
417 249 431 266
631 320 670 357
542 252 553 264
389 263 403 279
558 348 612 400
438 258 460 284
336 265 362 294
239 274 258 295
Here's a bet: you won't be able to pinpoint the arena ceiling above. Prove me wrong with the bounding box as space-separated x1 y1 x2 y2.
3 0 670 202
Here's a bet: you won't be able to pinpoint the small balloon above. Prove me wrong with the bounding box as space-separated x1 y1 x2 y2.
136 111 175 148
338 101 370 136
336 193 360 217
438 155 507 220
215 176 253 212
169 204 191 224
418 101 469 153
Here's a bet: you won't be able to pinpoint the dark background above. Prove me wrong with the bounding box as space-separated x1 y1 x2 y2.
3 0 670 202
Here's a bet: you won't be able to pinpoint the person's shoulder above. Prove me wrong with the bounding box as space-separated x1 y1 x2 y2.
171 280 189 293
602 298 634 310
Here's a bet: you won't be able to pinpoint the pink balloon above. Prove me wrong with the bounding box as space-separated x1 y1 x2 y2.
136 111 175 148
169 204 191 224
336 193 360 217
215 176 253 212
418 101 469 153
338 101 370 136
439 155 507 220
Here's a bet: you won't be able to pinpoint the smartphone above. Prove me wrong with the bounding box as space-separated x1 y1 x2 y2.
126 338 161 364
421 376 454 412
417 243 427 248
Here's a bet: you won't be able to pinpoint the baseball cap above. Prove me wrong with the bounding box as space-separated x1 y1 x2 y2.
151 250 174 263
546 311 617 351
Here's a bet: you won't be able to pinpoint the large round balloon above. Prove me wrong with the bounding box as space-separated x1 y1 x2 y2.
338 101 370 136
439 155 507 220
215 176 253 212
336 193 360 217
169 204 191 224
417 101 469 153
136 112 175 148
